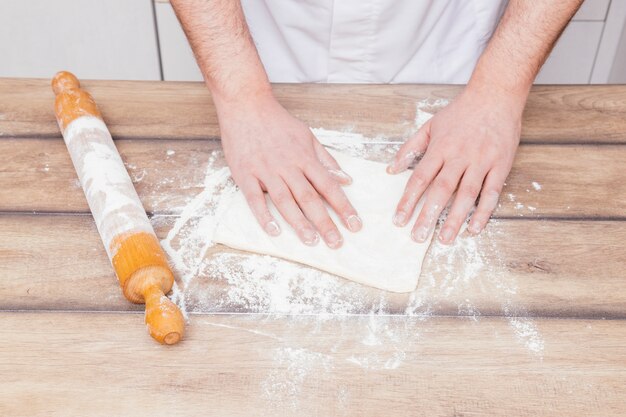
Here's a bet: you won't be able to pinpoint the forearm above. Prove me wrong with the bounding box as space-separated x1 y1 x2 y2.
468 0 583 101
170 0 272 106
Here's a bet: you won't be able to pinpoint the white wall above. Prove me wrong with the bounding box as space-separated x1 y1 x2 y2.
0 0 624 83
592 0 626 83
609 22 626 81
0 0 161 80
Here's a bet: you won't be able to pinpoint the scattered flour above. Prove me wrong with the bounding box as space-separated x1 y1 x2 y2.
262 347 334 411
509 180 542 215
149 98 544 410
203 252 369 316
414 98 449 129
158 149 236 317
130 168 146 183
507 314 545 355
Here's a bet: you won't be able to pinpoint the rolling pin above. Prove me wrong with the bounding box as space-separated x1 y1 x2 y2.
51 71 184 345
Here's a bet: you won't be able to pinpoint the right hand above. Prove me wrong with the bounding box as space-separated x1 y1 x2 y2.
216 93 362 249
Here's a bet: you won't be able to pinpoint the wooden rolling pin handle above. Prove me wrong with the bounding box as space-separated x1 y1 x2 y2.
51 71 102 131
113 234 185 344
51 71 81 95
142 283 185 345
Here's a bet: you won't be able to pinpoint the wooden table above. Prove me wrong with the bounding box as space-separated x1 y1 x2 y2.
1 79 625 416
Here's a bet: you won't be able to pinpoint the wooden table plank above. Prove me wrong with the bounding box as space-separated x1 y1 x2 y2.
0 138 624 218
1 312 625 417
1 78 626 143
0 138 218 214
2 78 624 416
2 214 625 319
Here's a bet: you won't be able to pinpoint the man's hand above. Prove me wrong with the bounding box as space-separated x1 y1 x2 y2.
219 93 362 248
171 0 361 248
388 0 583 244
388 87 522 244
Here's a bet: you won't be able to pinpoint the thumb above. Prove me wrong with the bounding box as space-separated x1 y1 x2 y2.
387 119 431 174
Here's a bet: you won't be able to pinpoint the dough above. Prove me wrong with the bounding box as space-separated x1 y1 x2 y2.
213 150 435 293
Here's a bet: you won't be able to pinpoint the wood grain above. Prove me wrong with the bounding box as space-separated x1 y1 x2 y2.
1 312 625 417
2 79 625 415
1 138 625 218
1 78 626 142
2 214 625 319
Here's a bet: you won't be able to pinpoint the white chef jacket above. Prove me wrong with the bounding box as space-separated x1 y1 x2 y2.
241 0 508 84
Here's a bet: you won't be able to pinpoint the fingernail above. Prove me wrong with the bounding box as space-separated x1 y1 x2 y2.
439 227 453 244
347 215 362 232
468 222 482 235
301 229 319 246
264 221 281 236
324 230 343 249
329 169 353 184
393 211 407 227
412 226 429 243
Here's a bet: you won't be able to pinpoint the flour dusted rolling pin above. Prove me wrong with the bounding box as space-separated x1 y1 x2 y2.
52 71 184 345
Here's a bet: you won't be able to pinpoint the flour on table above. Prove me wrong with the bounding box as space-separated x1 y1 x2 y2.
262 347 334 411
150 98 544 410
414 98 449 129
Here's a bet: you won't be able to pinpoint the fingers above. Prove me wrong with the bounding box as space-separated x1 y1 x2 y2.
304 163 362 233
263 176 320 246
393 153 443 227
312 140 352 185
438 166 487 244
284 170 344 249
243 140 359 249
239 177 281 236
387 120 431 174
468 166 507 235
411 163 466 243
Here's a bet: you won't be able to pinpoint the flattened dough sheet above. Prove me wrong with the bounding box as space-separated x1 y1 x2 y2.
213 150 435 293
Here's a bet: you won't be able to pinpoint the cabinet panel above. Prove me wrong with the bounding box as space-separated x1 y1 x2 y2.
0 0 161 80
608 23 626 82
535 22 604 84
573 0 611 21
591 0 626 82
155 2 203 81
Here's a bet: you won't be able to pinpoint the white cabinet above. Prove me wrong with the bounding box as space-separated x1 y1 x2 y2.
573 0 611 20
154 0 203 81
0 0 161 80
536 0 626 84
0 0 623 84
592 0 626 83
535 22 604 84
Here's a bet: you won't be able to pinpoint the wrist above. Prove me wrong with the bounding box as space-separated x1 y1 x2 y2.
210 78 273 105
211 81 276 118
464 74 529 115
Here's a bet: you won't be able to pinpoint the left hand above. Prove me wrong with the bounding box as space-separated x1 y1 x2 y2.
387 86 524 244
